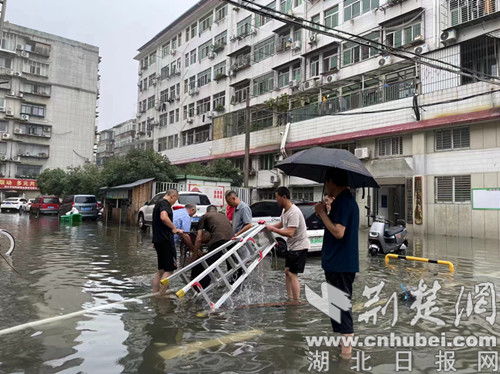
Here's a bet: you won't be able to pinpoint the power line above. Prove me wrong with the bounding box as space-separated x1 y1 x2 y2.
226 0 500 86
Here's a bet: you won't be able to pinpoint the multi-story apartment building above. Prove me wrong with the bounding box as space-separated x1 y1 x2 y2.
96 119 137 165
135 0 500 238
0 22 99 197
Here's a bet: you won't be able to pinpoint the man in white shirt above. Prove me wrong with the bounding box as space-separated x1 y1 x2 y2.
266 187 310 301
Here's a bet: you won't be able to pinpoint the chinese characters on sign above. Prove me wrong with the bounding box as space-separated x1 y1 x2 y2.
0 178 38 190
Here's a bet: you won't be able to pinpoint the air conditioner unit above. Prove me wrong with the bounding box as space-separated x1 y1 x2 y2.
354 147 370 160
20 51 29 58
138 71 143 76
292 40 301 50
5 109 13 116
414 44 428 55
322 73 338 84
208 51 215 59
378 55 392 66
2 133 11 139
440 29 457 44
289 80 299 88
230 35 238 42
20 114 29 121
18 93 24 98
308 33 318 45
14 72 22 77
303 78 319 90
187 117 194 124
170 49 177 56
14 128 22 134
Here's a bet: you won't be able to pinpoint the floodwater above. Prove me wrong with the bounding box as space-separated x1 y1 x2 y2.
0 214 499 374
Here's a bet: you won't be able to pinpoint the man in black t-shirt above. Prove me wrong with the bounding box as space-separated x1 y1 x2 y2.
151 188 182 293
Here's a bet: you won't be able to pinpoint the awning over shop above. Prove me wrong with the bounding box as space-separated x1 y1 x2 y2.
103 178 155 199
365 157 414 179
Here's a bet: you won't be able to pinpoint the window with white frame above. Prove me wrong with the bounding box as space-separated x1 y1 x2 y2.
256 1 275 27
278 68 290 88
237 16 252 38
0 120 7 132
199 40 212 61
293 28 302 42
253 73 274 96
435 175 471 203
324 5 339 28
160 65 169 80
184 52 190 67
171 36 177 50
323 47 339 72
167 134 178 149
214 61 226 79
148 73 156 87
170 61 177 75
213 91 225 110
23 82 51 96
435 127 470 151
21 103 46 117
0 56 11 69
385 19 422 48
310 56 320 76
158 137 167 152
280 0 292 13
0 99 4 112
342 31 379 66
190 23 197 39
259 153 277 170
182 125 210 146
215 4 227 22
24 61 48 76
169 86 176 100
377 136 403 156
149 53 156 66
177 33 182 47
160 113 168 127
169 110 175 124
199 12 213 34
196 97 211 115
344 0 379 21
254 37 275 63
162 43 170 57
197 68 211 87
189 75 196 90
292 64 301 81
147 95 155 109
160 89 168 103
291 187 314 201
175 108 180 122
190 49 197 65
214 31 227 49
188 103 195 117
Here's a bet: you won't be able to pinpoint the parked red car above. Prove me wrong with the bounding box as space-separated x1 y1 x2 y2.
30 196 60 216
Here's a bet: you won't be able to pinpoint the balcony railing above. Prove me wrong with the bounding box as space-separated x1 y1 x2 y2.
449 0 498 27
290 79 416 122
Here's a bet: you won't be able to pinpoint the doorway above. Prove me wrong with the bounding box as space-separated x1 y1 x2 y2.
374 184 405 223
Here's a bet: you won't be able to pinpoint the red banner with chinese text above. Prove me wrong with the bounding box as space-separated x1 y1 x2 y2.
0 178 38 190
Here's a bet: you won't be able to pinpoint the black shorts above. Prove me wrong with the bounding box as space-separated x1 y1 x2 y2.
325 271 356 334
154 240 177 272
285 249 308 274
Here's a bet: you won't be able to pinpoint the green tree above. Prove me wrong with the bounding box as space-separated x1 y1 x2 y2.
178 158 243 186
37 168 68 196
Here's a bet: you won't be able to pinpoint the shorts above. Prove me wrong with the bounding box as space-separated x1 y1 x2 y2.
154 240 177 272
324 271 356 334
285 249 308 274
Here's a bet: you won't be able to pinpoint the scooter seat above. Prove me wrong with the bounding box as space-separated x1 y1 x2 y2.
384 226 404 237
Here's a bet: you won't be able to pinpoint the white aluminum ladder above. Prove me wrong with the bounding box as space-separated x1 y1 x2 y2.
161 222 276 311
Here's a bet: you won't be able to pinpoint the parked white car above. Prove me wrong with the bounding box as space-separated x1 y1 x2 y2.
250 201 324 255
138 191 211 230
1 197 28 213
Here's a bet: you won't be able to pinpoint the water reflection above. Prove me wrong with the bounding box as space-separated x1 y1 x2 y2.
0 214 498 373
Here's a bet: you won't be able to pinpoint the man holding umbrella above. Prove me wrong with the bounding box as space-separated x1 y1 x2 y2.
276 147 378 360
314 169 359 359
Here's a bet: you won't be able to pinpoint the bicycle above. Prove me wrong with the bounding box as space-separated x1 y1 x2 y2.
0 229 17 273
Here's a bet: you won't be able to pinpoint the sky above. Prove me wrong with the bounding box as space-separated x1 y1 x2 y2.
6 0 198 130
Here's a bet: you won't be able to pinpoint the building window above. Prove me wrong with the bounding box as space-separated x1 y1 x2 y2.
310 56 320 77
435 175 471 203
461 36 499 85
280 0 292 13
197 68 211 87
291 187 314 201
450 0 496 26
189 75 196 90
233 85 249 104
199 40 212 61
188 103 195 117
214 61 227 80
254 37 275 63
190 23 197 39
16 164 42 178
171 36 177 50
0 56 11 69
259 153 277 170
214 31 227 50
252 109 273 130
158 137 167 152
0 120 7 132
213 91 226 111
147 95 155 109
435 127 470 151
23 83 51 96
323 47 339 72
385 19 422 48
237 16 252 38
344 0 379 21
20 103 46 118
342 31 379 66
189 49 197 65
256 1 275 27
196 97 211 115
159 113 168 127
149 52 156 65
215 4 227 22
24 61 49 77
182 125 210 146
167 134 179 149
148 73 156 87
167 110 173 124
332 142 357 154
160 89 168 103
162 43 170 57
377 136 403 156
278 68 290 88
160 66 169 80
292 64 301 81
324 5 339 28
199 12 213 34
253 73 274 96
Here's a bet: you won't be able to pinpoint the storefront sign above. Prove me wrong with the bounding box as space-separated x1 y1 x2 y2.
0 178 38 190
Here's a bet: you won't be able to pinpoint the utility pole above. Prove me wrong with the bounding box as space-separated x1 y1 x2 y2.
243 88 250 187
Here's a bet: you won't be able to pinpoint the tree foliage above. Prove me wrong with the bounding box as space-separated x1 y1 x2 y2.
179 158 243 187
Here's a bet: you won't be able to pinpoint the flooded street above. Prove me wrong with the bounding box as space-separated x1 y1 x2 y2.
0 214 499 373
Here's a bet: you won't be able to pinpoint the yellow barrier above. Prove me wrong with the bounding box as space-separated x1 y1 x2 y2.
385 254 455 272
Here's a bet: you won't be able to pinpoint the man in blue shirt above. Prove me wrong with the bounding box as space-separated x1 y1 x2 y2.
173 203 196 265
315 169 359 359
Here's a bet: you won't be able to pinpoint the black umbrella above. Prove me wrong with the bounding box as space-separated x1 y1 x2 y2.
276 147 379 188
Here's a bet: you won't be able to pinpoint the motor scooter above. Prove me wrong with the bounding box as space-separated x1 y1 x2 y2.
368 212 408 256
